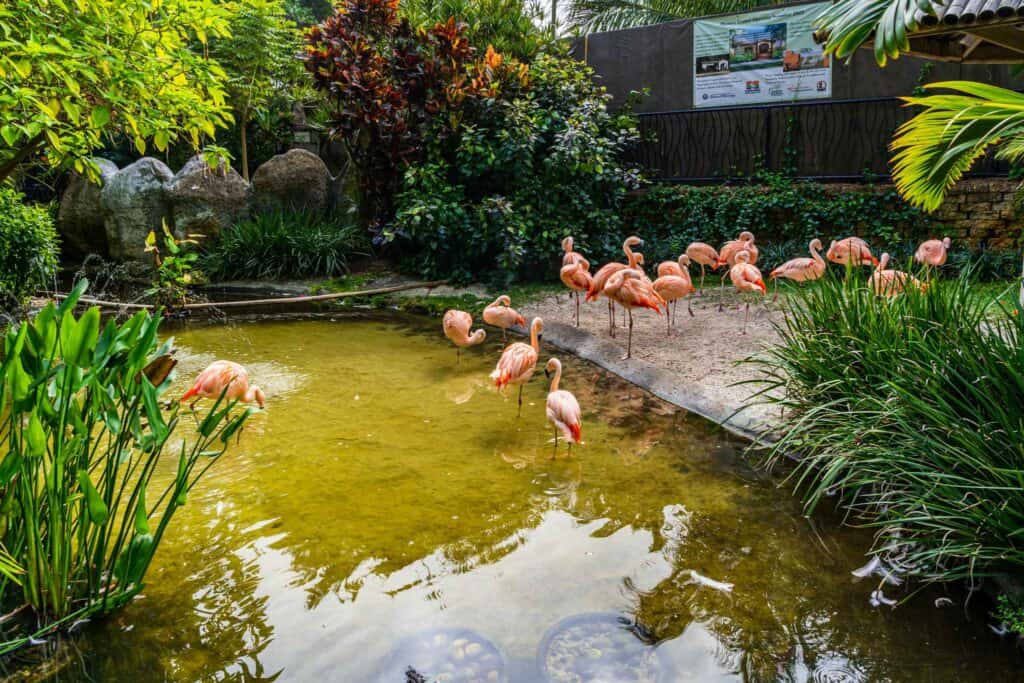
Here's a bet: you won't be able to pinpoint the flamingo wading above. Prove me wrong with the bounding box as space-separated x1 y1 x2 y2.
443 309 486 364
491 317 543 416
544 357 582 457
181 360 266 409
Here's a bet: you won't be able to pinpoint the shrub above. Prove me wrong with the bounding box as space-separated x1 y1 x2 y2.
0 282 253 653
0 188 59 308
751 268 1024 586
401 0 552 61
391 54 643 285
200 210 370 280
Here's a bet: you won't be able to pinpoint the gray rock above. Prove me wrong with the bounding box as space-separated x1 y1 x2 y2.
101 157 174 262
57 158 118 257
251 148 332 215
167 155 250 241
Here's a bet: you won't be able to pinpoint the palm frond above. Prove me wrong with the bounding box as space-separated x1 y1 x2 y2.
891 81 1024 211
816 0 934 65
567 0 774 33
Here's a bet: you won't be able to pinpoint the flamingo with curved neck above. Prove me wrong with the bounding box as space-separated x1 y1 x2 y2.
586 236 645 337
491 317 544 416
769 238 827 299
443 309 486 364
560 258 593 327
544 357 582 456
604 268 664 359
482 295 526 341
181 360 266 409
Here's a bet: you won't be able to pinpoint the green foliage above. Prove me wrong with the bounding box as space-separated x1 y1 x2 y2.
392 54 643 285
200 210 370 280
566 0 779 33
0 281 253 653
0 188 59 308
750 268 1024 586
622 174 930 267
402 0 553 60
0 0 232 184
144 224 202 309
996 595 1024 636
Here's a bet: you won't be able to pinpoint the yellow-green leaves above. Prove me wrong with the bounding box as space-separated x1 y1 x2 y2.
26 412 47 458
76 470 109 525
59 306 100 368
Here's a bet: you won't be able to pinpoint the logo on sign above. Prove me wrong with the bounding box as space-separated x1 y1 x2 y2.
816 80 827 91
745 80 760 94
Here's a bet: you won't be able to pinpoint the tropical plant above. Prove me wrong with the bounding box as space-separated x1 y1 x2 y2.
566 0 777 32
0 281 254 654
209 0 302 180
750 268 1024 587
0 188 59 309
200 210 370 280
402 0 552 60
0 0 233 184
144 224 202 309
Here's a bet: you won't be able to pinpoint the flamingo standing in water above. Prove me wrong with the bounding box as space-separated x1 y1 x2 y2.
769 238 827 299
443 309 486 364
561 236 585 266
827 237 878 267
482 295 525 341
729 250 766 334
653 256 696 334
544 357 582 457
603 269 664 359
685 242 718 294
181 360 265 409
560 258 593 327
869 253 924 297
586 236 644 337
915 237 951 267
491 317 543 416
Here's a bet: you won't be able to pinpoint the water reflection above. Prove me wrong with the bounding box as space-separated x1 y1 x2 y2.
18 314 1021 682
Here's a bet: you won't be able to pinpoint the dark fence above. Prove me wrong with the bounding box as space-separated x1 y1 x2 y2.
627 96 1009 182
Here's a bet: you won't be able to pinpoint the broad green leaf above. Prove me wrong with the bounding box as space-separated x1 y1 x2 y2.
26 412 46 457
90 105 110 128
76 470 109 525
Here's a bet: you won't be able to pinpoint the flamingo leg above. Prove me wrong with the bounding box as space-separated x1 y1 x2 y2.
517 385 523 417
623 309 634 359
607 300 615 338
772 277 779 302
575 291 580 327
568 441 573 458
687 296 694 317
666 303 671 337
552 426 558 459
457 347 461 365
743 300 750 335
699 265 706 295
502 328 507 341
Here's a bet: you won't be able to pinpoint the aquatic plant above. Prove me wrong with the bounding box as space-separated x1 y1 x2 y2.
751 267 1024 587
0 281 254 654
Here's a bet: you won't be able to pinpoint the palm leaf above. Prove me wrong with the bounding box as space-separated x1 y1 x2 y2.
567 0 776 33
816 0 935 65
891 81 1024 211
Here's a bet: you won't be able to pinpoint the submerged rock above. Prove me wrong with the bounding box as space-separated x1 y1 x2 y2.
166 155 250 241
101 157 174 262
251 148 331 215
57 157 118 258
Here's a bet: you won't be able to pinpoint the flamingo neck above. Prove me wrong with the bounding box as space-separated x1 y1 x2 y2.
530 324 540 352
488 296 505 308
878 254 890 271
810 241 824 265
624 241 638 268
549 364 561 392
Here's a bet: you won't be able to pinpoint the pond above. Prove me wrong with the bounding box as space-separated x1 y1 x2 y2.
29 314 1023 681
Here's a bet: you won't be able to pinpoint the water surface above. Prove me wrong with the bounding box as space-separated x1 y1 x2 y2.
32 314 1023 681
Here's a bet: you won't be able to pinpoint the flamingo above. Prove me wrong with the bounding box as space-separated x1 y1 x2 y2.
181 360 265 409
482 295 525 341
603 269 664 359
443 309 486 364
868 253 924 297
826 236 878 267
653 272 696 337
560 258 593 328
561 236 584 266
491 317 543 416
685 242 718 294
769 238 827 299
716 231 759 268
914 237 951 267
544 357 582 457
586 236 644 337
729 250 766 334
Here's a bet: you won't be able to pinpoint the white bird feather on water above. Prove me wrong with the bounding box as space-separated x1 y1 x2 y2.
869 590 898 608
686 570 733 593
850 555 903 586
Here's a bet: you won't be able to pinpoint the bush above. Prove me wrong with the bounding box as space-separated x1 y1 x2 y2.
200 210 370 280
0 282 253 653
0 188 59 307
751 268 1024 586
391 54 643 286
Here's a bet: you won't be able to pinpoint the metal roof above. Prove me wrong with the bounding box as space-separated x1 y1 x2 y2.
894 0 1024 62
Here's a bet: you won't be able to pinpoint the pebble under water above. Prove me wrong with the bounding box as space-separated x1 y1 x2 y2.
12 313 1024 682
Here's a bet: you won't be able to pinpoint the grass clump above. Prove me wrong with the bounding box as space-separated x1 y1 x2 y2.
200 210 369 281
751 266 1024 587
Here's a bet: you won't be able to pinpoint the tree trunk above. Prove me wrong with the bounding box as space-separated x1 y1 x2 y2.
0 133 46 185
239 116 249 182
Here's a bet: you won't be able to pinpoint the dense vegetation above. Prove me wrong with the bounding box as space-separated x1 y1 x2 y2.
752 270 1024 587
0 188 58 308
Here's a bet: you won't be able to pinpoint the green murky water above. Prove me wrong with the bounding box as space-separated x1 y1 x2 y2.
27 314 1023 681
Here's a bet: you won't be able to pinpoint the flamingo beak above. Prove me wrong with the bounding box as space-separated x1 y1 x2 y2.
544 367 551 379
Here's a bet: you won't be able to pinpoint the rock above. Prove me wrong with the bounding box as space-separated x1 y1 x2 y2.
166 155 250 241
101 157 174 262
251 148 332 215
57 158 118 257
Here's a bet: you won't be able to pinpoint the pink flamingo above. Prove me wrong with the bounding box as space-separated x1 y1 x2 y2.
443 309 486 364
491 317 543 416
826 237 878 267
716 231 759 269
868 253 924 297
729 250 766 334
544 357 582 457
561 236 585 266
482 295 525 341
586 236 644 337
604 269 664 359
914 237 951 267
769 238 827 299
181 360 265 409
654 255 696 333
560 258 593 327
686 242 718 294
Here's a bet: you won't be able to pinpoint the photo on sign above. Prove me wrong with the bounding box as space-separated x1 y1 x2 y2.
696 54 731 76
728 23 786 71
783 46 830 71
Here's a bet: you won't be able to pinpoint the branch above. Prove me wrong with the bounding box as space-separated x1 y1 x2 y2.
0 133 47 184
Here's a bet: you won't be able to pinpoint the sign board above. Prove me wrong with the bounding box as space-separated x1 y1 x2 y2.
693 2 831 108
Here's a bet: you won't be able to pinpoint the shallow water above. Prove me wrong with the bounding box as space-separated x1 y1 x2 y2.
25 314 1023 681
